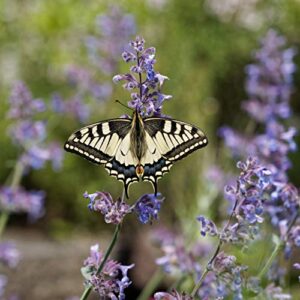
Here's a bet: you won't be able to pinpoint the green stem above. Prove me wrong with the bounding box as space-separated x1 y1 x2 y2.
80 223 121 300
0 159 24 238
191 241 223 297
258 240 283 279
137 269 164 300
0 212 9 238
169 274 187 291
191 186 239 297
11 160 24 189
258 212 298 280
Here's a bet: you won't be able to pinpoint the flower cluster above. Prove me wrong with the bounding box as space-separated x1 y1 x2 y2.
86 5 136 76
199 157 271 244
0 186 45 221
154 290 193 300
82 244 134 300
220 30 299 248
84 191 164 225
153 227 210 282
113 36 171 116
8 81 63 171
0 242 20 268
199 252 247 300
84 191 131 225
134 193 164 224
52 5 136 122
220 29 297 177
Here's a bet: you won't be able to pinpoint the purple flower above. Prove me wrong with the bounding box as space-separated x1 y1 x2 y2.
213 251 236 273
154 290 193 300
51 93 91 123
113 36 171 116
0 242 20 268
7 81 45 119
264 283 291 299
134 193 164 224
84 191 131 224
82 244 134 300
90 5 136 63
0 186 45 221
197 216 218 237
154 229 203 279
9 120 46 146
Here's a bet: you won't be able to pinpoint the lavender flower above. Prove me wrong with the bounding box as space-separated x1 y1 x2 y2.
197 216 218 237
82 244 134 300
0 186 45 220
154 228 204 279
113 36 171 116
84 191 131 225
7 81 45 119
51 93 91 123
196 252 247 300
220 31 299 243
154 290 193 300
8 82 64 171
134 193 164 224
264 283 292 299
0 242 20 268
86 5 136 75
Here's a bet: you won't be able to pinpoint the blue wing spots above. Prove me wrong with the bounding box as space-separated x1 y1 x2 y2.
143 158 170 178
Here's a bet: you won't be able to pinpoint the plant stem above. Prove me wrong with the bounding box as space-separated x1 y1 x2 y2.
191 241 223 297
0 212 9 238
258 211 298 280
258 240 283 280
169 274 187 291
80 223 121 300
11 159 24 189
191 185 240 297
137 269 164 300
0 159 25 238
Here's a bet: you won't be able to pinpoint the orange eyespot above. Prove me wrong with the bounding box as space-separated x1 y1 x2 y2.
136 165 144 177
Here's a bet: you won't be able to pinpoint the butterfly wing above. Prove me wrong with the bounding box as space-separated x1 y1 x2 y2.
142 117 208 193
64 118 139 194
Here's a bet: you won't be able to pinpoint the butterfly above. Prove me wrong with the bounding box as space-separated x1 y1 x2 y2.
64 110 208 197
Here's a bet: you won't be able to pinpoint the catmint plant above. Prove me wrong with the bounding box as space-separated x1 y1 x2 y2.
219 29 299 288
0 81 63 297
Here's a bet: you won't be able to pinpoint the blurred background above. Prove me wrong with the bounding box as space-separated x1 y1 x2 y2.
0 0 300 299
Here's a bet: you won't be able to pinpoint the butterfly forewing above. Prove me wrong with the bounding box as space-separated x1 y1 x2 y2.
142 117 208 189
64 118 131 164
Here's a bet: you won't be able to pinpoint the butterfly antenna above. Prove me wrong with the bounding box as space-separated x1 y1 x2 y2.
115 100 133 112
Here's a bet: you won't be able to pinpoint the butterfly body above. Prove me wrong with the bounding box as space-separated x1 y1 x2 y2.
64 111 208 197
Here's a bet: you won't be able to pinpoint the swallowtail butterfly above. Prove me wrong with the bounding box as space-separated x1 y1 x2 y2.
64 111 208 197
